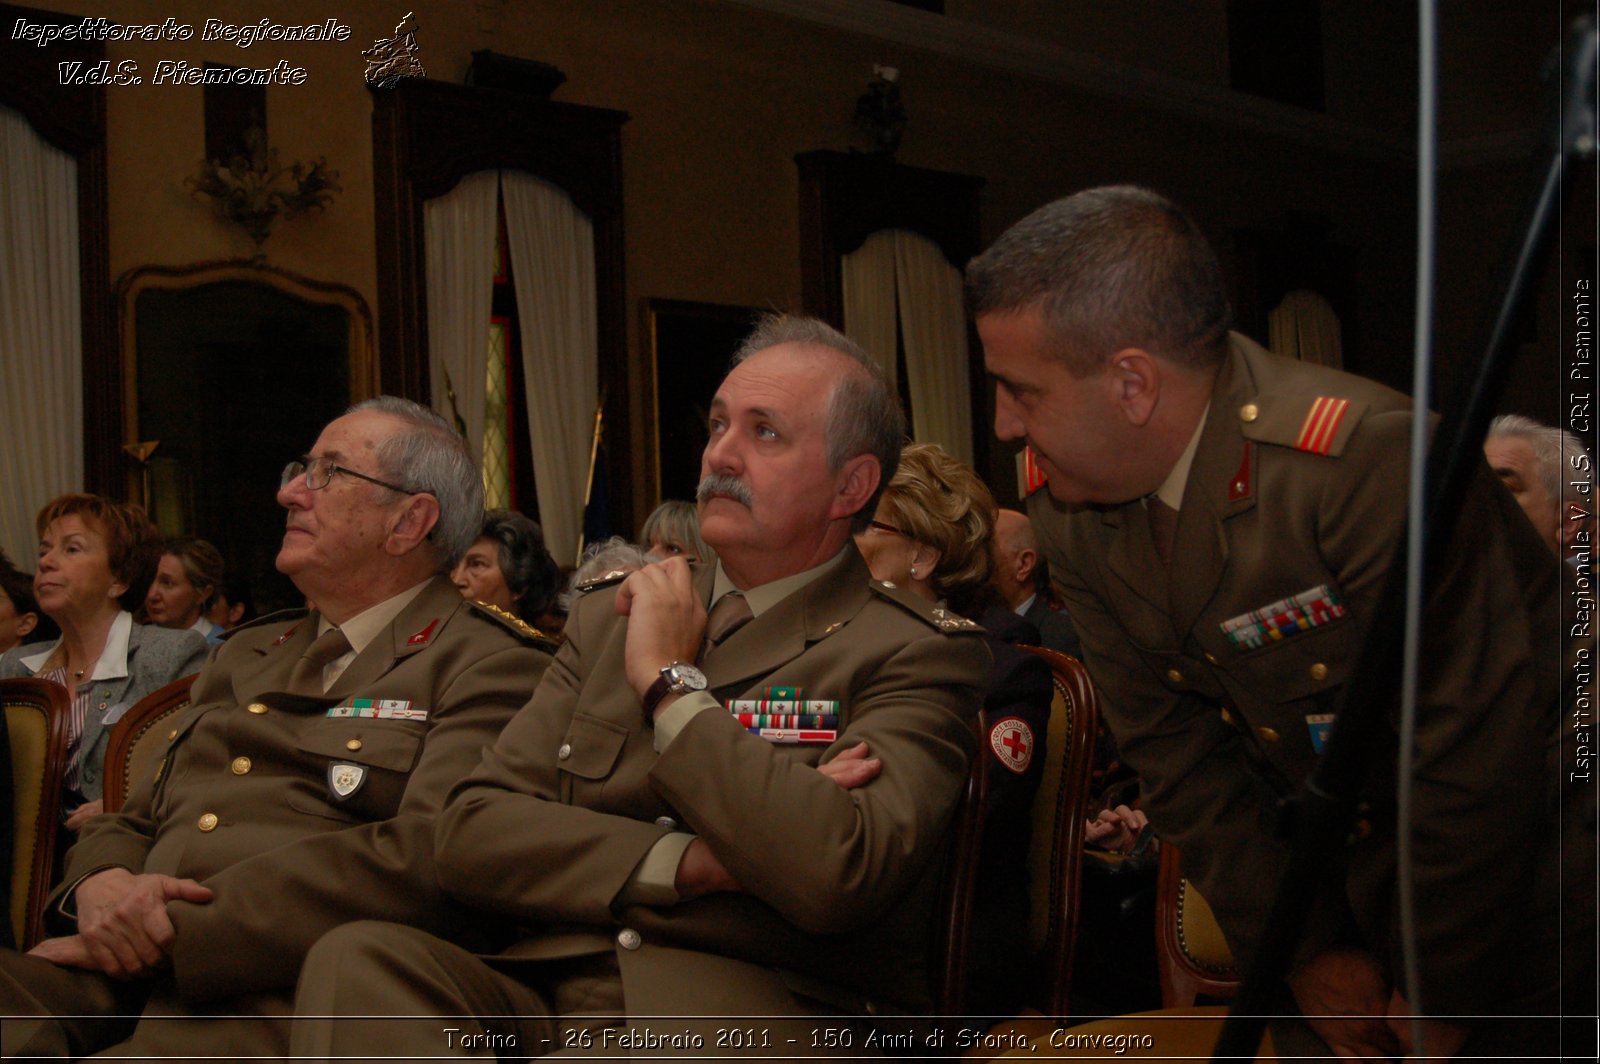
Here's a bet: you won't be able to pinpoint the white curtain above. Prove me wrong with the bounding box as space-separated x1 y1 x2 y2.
840 230 899 387
0 105 82 565
501 171 596 568
894 230 974 464
1269 289 1344 369
423 169 499 463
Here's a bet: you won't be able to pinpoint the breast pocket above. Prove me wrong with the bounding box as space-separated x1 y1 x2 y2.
557 713 628 785
289 721 423 823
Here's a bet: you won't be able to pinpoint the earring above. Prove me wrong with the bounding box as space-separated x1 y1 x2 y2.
909 565 919 579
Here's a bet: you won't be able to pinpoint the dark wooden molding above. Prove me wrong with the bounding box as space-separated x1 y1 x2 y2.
0 3 114 496
794 149 990 476
370 78 633 531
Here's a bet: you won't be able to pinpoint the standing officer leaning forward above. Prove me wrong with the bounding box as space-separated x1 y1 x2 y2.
0 397 556 1059
289 315 991 1058
966 186 1590 1059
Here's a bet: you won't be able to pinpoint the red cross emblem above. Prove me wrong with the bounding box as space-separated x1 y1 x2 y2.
989 716 1035 775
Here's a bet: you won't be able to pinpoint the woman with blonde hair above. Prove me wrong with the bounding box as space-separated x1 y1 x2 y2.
853 442 1053 1017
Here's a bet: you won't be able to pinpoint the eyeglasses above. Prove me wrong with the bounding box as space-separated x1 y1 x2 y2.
868 520 912 537
281 455 421 496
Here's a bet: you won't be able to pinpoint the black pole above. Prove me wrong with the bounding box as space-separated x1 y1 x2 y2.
1214 15 1597 1060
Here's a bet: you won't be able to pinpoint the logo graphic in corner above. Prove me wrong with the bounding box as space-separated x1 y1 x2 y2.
989 716 1035 775
327 761 367 800
362 12 426 88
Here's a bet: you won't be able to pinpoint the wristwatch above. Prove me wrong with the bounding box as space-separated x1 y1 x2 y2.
641 661 708 726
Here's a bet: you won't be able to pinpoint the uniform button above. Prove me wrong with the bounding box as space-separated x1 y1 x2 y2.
655 816 678 830
1204 652 1219 665
230 756 252 775
1257 726 1280 743
345 738 363 752
167 729 179 740
1309 662 1329 681
1166 668 1183 684
197 813 219 832
616 928 642 951
1219 708 1233 724
557 743 572 760
1239 402 1260 423
248 702 269 714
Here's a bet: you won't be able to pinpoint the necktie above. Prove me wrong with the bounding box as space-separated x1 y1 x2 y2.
288 626 352 694
701 592 752 659
1147 497 1179 566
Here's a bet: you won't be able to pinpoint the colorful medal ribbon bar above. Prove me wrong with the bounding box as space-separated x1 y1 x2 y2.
1220 584 1347 651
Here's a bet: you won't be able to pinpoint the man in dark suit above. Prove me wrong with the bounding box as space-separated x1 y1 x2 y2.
994 506 1081 659
0 397 553 1059
290 315 991 1058
966 186 1588 1058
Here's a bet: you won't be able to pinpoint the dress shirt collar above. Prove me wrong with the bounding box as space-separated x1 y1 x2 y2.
709 547 850 617
1151 402 1210 512
20 610 132 682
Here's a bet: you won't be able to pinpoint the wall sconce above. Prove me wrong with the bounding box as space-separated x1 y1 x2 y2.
185 125 341 250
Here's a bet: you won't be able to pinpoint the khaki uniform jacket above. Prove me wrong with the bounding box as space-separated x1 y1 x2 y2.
50 575 554 1003
1029 333 1567 1016
434 546 990 1021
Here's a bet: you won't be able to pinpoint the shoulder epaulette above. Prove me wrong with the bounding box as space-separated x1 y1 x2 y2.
573 569 631 594
1237 393 1371 458
867 580 984 634
466 600 559 649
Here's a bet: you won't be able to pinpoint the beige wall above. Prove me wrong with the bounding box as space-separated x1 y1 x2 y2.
25 0 1569 517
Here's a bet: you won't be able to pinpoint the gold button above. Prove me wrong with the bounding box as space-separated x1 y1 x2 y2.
197 813 219 832
247 702 269 714
1310 663 1329 681
1240 403 1259 423
1166 668 1183 684
1204 652 1219 665
345 738 363 752
1219 708 1233 724
230 756 252 775
1257 726 1280 743
166 729 178 740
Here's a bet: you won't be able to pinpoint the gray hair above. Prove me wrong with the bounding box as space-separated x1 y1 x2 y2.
965 185 1231 376
1487 413 1590 506
731 314 905 532
561 536 649 612
348 396 481 571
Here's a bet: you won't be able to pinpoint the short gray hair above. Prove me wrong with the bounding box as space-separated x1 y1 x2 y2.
1487 413 1590 506
348 396 481 571
965 185 1230 376
731 314 905 532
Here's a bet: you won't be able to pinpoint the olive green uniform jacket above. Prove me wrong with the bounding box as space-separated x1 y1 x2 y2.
434 546 989 1026
1 576 552 1057
1029 333 1571 1020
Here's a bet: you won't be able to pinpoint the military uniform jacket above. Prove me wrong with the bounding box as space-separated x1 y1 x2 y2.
50 576 554 1002
434 546 990 1020
1029 332 1565 1016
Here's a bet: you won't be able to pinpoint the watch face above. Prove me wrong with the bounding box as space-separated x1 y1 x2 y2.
665 662 707 691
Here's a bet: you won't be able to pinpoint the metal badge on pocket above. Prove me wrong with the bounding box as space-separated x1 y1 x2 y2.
327 761 368 800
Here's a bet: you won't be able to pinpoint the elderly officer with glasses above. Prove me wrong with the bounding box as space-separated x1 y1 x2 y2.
0 397 556 1061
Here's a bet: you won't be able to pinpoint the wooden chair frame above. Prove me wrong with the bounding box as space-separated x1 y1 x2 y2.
1156 843 1242 1007
1018 645 1101 1018
3 677 72 949
934 712 990 1017
102 674 196 814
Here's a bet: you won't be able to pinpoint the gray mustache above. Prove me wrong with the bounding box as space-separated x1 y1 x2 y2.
697 473 753 507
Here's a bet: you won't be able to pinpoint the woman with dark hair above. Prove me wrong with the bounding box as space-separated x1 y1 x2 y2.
451 509 564 634
144 537 227 645
0 548 56 654
0 495 208 828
